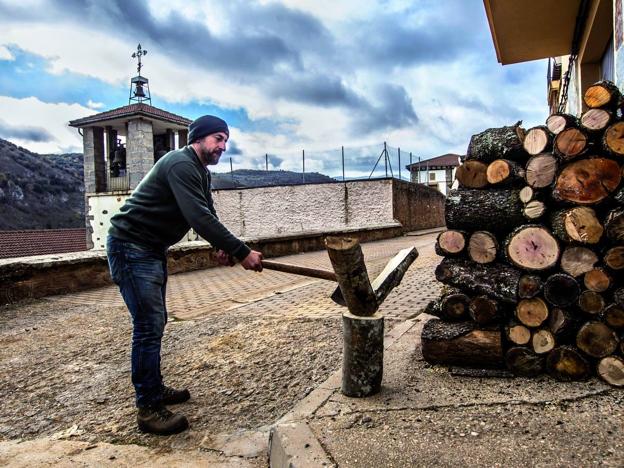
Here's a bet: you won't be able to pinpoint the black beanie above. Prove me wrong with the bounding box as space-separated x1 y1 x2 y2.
188 115 229 143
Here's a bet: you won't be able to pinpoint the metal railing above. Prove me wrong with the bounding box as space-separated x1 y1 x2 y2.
108 174 130 192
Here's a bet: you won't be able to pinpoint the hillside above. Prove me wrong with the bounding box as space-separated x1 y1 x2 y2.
0 138 84 230
211 168 336 189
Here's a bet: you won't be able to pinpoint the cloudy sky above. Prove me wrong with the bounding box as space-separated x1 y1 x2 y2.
0 0 549 177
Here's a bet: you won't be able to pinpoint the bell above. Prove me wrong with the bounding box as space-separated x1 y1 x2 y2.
113 147 126 165
134 83 146 98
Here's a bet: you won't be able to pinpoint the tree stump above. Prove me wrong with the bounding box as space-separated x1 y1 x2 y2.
342 312 384 397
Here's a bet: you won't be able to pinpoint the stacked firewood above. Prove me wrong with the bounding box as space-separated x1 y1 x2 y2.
423 80 624 386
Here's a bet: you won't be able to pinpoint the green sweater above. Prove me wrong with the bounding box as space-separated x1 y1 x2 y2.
109 146 251 261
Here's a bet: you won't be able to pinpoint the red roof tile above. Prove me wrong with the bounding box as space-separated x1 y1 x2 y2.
0 229 88 259
406 153 461 169
69 103 192 127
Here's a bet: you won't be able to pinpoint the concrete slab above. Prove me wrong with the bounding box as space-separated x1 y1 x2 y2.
269 422 334 468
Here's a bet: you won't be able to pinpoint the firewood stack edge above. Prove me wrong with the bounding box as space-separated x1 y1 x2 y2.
423 80 624 387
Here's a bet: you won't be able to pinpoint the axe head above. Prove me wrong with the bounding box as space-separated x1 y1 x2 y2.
330 286 347 306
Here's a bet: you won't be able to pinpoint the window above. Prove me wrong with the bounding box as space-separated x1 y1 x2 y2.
429 172 436 181
601 36 614 82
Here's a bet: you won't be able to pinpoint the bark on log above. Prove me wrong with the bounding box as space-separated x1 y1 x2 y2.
424 289 470 322
532 329 556 354
325 237 377 316
543 273 580 307
584 267 611 292
554 127 588 161
445 189 525 234
597 356 624 387
546 113 578 135
553 158 622 205
466 121 527 164
435 258 521 304
603 303 624 329
505 225 560 271
523 126 553 155
548 307 579 341
505 347 545 377
603 121 624 157
341 312 384 397
455 160 489 189
515 297 549 328
580 108 612 132
546 346 591 381
614 287 624 306
576 321 619 358
614 187 624 205
605 207 624 243
518 274 543 299
525 153 558 189
435 230 466 257
467 231 498 264
421 319 504 368
578 290 605 316
468 295 499 325
486 159 525 186
523 200 546 220
560 246 599 277
584 80 621 109
505 322 531 346
604 246 624 271
550 207 603 245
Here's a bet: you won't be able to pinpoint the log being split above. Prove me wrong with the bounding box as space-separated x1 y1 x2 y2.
325 237 418 398
421 319 504 368
445 189 524 234
466 121 527 164
525 153 558 189
435 257 521 304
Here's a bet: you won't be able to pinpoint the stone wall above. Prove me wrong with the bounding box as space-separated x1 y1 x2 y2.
392 179 446 231
82 127 105 194
126 119 154 189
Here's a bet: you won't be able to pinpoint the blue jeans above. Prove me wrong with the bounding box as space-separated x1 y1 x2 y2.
106 235 168 408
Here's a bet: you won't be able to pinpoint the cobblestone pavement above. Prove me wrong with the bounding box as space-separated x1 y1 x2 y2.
47 232 442 321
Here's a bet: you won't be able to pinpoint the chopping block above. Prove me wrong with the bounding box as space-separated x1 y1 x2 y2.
325 236 418 397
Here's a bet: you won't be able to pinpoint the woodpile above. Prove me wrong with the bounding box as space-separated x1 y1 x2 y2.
424 80 624 387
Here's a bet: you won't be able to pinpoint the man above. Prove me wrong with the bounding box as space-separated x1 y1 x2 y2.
107 115 263 435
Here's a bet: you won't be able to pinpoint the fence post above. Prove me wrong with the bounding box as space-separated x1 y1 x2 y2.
266 153 268 171
230 157 234 182
302 149 305 184
384 142 388 178
398 147 401 181
342 146 345 182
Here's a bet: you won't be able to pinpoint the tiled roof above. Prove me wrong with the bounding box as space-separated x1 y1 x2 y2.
406 153 461 169
0 229 88 259
69 103 192 127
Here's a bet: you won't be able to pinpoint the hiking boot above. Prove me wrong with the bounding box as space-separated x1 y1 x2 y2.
162 385 191 405
137 405 189 435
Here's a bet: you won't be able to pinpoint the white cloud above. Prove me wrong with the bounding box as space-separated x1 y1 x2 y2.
87 100 105 110
0 96 92 153
0 45 14 60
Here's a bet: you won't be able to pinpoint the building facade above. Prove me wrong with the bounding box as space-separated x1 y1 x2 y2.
405 153 460 196
485 0 621 115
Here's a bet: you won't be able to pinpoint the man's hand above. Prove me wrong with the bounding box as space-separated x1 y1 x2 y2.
215 249 235 267
241 250 263 272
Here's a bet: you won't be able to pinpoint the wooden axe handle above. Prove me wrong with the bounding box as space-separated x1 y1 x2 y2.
261 260 337 282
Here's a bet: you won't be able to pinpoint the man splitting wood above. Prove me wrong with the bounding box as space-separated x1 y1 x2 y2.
106 115 263 435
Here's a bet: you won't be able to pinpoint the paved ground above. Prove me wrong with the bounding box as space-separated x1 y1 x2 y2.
0 231 442 466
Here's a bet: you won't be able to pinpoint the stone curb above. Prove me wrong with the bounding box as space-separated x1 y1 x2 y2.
268 319 417 467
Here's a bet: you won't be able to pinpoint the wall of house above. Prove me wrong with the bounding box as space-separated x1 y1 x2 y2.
87 178 445 250
616 0 624 90
411 168 455 195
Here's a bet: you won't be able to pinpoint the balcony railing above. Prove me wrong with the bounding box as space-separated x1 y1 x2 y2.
108 174 130 192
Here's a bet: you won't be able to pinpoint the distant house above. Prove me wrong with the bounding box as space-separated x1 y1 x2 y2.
405 153 461 195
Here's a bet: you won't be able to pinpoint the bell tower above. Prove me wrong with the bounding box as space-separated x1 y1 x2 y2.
129 44 151 105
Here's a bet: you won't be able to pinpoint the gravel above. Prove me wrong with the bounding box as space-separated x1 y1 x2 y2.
0 298 342 451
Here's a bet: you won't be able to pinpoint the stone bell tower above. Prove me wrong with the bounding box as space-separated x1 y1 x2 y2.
69 44 192 249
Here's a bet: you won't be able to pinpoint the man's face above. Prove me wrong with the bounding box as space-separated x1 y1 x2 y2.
197 132 228 165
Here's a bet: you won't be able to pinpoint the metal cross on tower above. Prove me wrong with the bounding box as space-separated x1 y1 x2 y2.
131 43 147 75
129 43 151 105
